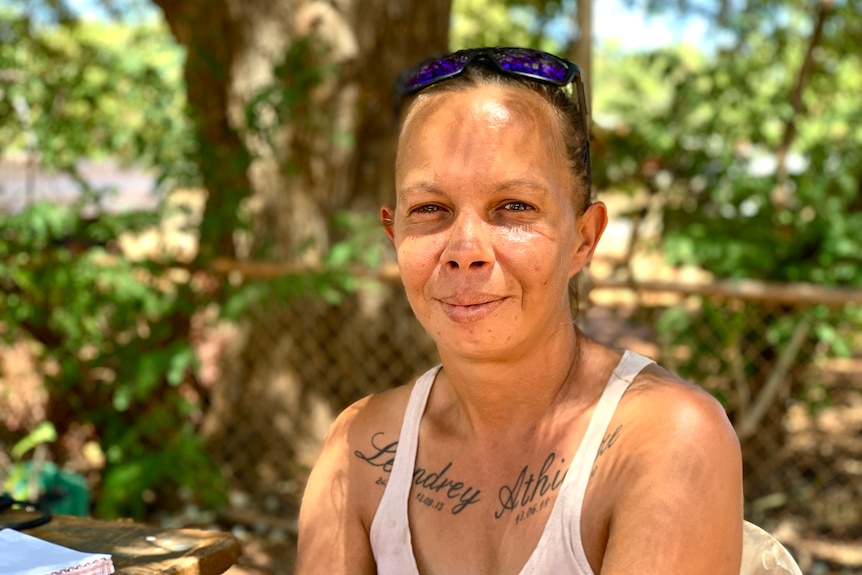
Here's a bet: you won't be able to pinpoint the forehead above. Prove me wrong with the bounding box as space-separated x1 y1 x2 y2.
396 85 567 179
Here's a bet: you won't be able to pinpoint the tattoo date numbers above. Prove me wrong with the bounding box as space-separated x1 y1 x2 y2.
496 452 567 521
415 491 446 512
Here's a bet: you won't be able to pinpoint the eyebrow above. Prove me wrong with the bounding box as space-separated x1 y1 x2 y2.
397 182 445 204
397 178 552 204
493 178 552 196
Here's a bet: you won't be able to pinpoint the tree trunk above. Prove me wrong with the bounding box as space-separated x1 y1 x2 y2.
154 0 252 262
568 0 593 321
570 0 592 107
152 0 451 497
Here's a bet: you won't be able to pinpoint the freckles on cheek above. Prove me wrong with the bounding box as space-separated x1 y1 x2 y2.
397 235 443 263
504 226 550 270
397 243 435 285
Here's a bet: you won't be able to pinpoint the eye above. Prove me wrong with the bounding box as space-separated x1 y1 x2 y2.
409 204 442 215
407 203 450 218
503 201 535 212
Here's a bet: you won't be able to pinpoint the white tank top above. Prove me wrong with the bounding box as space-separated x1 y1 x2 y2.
369 350 655 574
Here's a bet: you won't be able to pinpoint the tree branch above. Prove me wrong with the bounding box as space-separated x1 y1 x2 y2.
734 314 812 440
774 0 831 197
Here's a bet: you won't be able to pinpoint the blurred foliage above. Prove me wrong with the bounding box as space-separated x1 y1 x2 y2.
244 35 339 160
0 2 383 519
0 1 197 188
221 210 385 320
593 0 862 370
0 199 227 518
451 0 581 52
0 2 210 518
600 0 862 287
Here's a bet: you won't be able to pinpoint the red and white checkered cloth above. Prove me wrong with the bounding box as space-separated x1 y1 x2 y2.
52 557 114 575
0 528 115 575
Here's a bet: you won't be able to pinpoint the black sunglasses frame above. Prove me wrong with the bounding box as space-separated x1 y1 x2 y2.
0 493 53 530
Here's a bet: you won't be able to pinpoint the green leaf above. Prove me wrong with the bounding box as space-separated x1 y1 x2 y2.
167 345 197 386
11 422 58 460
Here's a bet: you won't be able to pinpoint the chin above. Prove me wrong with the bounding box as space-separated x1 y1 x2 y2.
432 328 522 362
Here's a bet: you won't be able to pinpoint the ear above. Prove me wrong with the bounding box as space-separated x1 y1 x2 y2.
569 201 608 277
381 205 396 242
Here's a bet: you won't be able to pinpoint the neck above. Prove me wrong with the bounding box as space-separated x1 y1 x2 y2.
435 326 597 438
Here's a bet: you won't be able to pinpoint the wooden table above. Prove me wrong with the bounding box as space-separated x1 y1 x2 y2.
5 512 241 575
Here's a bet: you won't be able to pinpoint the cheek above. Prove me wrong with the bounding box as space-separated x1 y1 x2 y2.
499 228 567 276
502 224 533 240
396 237 440 286
499 226 534 258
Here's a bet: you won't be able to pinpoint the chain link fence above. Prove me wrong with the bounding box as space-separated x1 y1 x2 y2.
583 276 862 569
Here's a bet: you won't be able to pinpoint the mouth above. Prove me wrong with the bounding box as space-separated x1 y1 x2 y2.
437 296 507 323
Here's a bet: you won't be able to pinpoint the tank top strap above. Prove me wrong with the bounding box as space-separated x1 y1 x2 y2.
562 350 655 572
567 350 655 492
611 349 656 385
386 364 440 495
369 364 440 573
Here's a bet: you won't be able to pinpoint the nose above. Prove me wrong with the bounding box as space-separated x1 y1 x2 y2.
440 211 495 271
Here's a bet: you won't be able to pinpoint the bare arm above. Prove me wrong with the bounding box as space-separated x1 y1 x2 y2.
296 404 377 575
599 386 743 574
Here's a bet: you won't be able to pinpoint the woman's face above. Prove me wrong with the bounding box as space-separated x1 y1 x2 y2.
384 84 606 361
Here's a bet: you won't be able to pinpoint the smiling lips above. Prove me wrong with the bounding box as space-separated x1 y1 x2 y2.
437 295 508 323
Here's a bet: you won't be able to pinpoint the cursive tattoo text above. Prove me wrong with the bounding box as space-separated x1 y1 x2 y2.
413 462 482 514
354 432 398 472
496 452 567 522
354 432 482 515
591 424 623 477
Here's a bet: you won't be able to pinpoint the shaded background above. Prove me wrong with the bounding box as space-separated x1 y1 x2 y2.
1 0 861 573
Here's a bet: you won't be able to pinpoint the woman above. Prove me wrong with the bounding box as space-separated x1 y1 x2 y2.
296 47 743 574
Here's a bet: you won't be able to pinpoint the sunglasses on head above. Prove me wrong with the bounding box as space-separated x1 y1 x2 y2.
394 47 589 136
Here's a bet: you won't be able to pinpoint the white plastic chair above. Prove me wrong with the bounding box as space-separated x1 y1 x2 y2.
740 521 803 575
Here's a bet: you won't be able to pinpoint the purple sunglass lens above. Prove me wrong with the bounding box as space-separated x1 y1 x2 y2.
404 54 471 91
494 51 569 83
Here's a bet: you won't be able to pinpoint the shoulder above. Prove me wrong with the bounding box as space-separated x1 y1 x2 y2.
296 372 429 574
584 359 743 573
604 360 741 486
323 368 428 459
585 357 742 498
301 370 426 519
620 361 738 450
311 376 416 485
323 381 414 448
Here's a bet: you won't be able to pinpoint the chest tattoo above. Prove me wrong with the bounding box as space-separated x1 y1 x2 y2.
496 452 568 522
354 432 483 515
